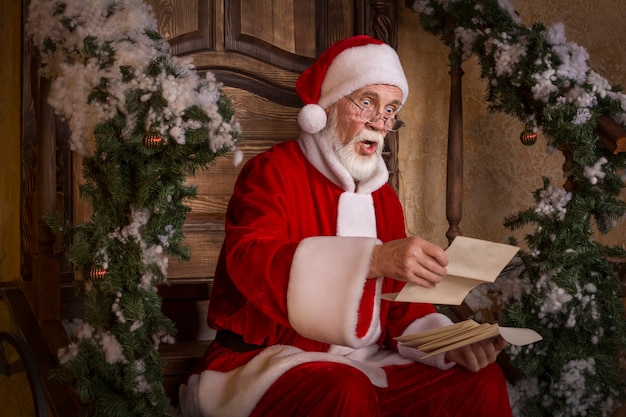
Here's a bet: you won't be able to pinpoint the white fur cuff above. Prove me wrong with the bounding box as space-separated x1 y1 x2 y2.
287 236 381 347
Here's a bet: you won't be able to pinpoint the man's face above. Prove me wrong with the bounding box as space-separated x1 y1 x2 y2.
324 84 403 181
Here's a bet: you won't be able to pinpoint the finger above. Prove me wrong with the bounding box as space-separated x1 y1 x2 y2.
407 237 447 273
479 339 499 364
460 346 480 372
409 275 437 288
480 338 506 364
419 257 447 277
493 335 509 351
471 342 490 369
408 257 445 283
421 241 449 268
408 266 444 287
445 345 470 369
411 250 447 276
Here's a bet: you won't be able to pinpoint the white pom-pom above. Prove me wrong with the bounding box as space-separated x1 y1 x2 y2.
297 104 327 134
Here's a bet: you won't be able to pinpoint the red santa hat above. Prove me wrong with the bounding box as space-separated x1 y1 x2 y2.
296 35 409 134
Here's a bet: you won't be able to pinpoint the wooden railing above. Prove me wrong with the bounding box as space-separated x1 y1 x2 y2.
0 330 50 417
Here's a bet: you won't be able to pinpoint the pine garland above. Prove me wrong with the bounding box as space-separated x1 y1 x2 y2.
27 1 240 416
409 1 626 416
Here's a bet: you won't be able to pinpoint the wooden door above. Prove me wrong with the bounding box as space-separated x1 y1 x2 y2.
142 0 402 283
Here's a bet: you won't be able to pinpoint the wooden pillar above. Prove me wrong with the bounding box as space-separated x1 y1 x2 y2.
440 17 475 320
32 76 61 320
446 57 464 245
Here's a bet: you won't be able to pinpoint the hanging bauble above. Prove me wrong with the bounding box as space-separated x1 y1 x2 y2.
520 129 537 146
90 263 107 281
143 132 162 148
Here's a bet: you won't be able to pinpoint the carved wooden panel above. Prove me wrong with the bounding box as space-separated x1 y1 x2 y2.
146 0 214 56
225 0 317 67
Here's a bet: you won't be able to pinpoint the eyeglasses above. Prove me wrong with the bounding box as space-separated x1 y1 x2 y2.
345 96 405 132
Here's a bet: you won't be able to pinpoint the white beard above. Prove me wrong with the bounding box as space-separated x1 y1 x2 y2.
324 109 384 182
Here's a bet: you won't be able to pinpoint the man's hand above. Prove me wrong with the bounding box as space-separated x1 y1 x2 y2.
444 336 508 372
369 236 448 288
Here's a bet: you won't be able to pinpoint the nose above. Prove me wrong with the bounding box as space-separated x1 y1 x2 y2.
367 118 387 132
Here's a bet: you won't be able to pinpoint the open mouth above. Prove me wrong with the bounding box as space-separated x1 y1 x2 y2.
359 140 379 155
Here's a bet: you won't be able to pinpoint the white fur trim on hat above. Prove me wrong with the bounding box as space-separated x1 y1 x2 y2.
318 42 409 109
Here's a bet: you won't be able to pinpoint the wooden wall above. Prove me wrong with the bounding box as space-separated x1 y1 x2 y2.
0 1 21 282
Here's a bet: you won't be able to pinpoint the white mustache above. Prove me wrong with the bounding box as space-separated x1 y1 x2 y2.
352 129 384 149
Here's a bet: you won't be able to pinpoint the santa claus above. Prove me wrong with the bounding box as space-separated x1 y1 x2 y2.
180 35 512 417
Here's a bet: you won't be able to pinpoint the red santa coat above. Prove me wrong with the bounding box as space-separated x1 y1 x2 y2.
180 133 505 417
208 138 439 349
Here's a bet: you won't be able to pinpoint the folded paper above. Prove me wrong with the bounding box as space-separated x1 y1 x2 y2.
395 319 542 358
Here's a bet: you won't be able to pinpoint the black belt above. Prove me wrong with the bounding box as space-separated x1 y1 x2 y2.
215 329 265 352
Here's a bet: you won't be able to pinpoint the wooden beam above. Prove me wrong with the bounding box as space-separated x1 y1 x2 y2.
596 114 626 154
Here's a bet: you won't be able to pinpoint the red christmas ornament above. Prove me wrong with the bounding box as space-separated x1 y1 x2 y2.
520 129 537 146
143 132 162 149
90 264 107 281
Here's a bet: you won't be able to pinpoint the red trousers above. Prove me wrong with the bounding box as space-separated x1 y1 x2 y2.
250 361 512 417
